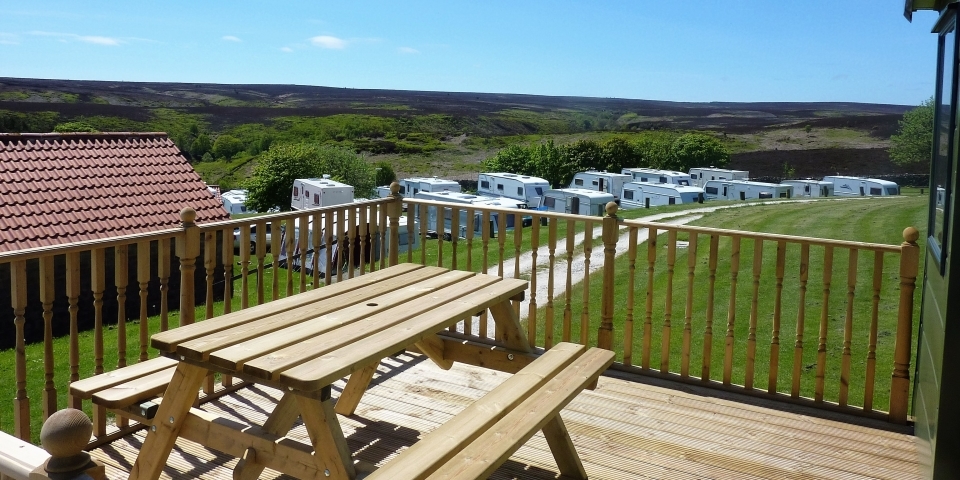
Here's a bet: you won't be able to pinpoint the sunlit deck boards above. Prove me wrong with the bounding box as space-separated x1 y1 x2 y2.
88 352 920 480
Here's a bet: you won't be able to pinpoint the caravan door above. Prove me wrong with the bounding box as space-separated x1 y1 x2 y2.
568 196 580 215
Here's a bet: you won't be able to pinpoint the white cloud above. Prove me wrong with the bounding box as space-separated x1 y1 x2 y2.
398 46 420 54
29 31 121 46
0 33 18 45
310 35 347 49
281 46 294 53
222 35 241 42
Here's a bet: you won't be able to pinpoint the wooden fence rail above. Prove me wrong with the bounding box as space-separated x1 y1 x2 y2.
0 188 919 444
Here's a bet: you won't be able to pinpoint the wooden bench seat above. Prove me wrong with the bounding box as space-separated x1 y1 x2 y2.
69 357 178 413
366 342 615 480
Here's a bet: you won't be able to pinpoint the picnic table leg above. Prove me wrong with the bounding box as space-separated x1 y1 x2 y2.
128 362 207 480
335 362 379 416
489 300 534 353
296 391 356 480
542 414 587 479
234 393 302 480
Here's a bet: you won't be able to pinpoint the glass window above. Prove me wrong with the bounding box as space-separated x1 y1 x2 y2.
706 186 718 195
888 187 899 195
517 187 523 196
398 185 406 194
575 179 584 186
544 196 556 208
314 194 320 204
623 189 634 200
931 13 957 270
678 180 689 186
293 187 299 197
480 181 489 189
668 197 676 205
870 187 882 195
535 187 544 195
690 173 698 179
497 183 504 191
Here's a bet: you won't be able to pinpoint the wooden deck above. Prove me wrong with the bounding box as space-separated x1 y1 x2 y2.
89 352 920 479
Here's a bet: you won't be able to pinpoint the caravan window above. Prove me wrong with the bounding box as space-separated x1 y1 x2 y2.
314 194 320 204
517 187 523 196
887 187 899 195
779 192 787 198
544 196 556 208
705 186 718 195
497 183 504 191
690 173 698 179
668 197 676 205
659 176 667 183
678 179 689 186
592 180 599 186
870 187 882 195
640 177 649 182
759 192 773 199
574 179 584 186
535 187 544 195
623 189 634 200
480 181 489 189
399 185 406 194
293 187 299 198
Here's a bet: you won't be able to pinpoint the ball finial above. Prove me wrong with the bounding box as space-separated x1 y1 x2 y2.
903 226 919 244
180 207 197 226
605 201 619 217
40 409 93 473
390 181 400 195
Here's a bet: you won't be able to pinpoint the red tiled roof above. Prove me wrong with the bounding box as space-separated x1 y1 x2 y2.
0 132 230 253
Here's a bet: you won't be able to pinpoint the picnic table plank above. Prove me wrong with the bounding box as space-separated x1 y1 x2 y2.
70 356 177 399
151 263 428 352
210 270 482 373
91 368 177 409
278 278 528 392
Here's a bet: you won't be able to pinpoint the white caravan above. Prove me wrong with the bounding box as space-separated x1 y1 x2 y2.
477 172 550 209
569 170 632 202
221 189 255 215
781 180 834 198
541 188 615 216
277 210 419 277
822 176 900 196
291 177 355 210
376 177 461 198
621 168 694 186
689 167 750 188
702 180 793 201
415 191 529 239
620 182 705 209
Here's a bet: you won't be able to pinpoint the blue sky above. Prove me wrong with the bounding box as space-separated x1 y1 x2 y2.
0 1 943 105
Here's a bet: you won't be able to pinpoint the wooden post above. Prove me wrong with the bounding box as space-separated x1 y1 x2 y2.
66 252 81 410
90 248 106 436
176 208 201 326
598 202 618 351
137 241 151 362
388 182 401 267
10 260 31 441
114 245 128 371
158 238 170 331
40 256 57 420
890 227 919 424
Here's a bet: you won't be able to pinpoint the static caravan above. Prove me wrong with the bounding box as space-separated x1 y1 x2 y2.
221 189 254 215
689 167 749 188
400 177 461 196
702 180 793 201
620 182 705 209
416 191 528 239
541 188 615 216
781 180 834 198
822 176 900 196
569 170 632 202
277 211 419 277
621 168 694 186
291 177 355 210
477 172 550 209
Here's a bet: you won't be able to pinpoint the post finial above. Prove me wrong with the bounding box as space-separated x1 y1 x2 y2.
39 408 93 473
180 207 197 227
390 181 401 196
605 201 619 217
902 226 919 244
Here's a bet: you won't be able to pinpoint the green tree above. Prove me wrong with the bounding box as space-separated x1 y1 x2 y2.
530 140 569 187
245 143 376 212
373 161 397 186
484 144 532 175
633 136 672 169
562 140 603 172
668 133 729 172
212 134 244 159
190 133 212 159
889 98 934 167
600 137 638 172
53 121 98 133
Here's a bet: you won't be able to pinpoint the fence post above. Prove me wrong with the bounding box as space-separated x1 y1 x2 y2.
176 208 201 326
388 182 402 267
598 202 619 351
890 226 919 424
10 260 31 441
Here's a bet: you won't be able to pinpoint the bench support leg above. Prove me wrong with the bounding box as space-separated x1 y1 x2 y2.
489 300 533 353
335 362 378 416
296 394 356 480
234 393 301 480
415 334 454 370
542 415 587 480
129 362 206 480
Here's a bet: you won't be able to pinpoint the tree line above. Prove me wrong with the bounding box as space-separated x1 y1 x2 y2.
482 132 730 187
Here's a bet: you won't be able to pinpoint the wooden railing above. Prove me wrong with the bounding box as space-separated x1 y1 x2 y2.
0 188 919 447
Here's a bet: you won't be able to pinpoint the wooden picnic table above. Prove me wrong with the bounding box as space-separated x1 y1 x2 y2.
128 263 534 480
